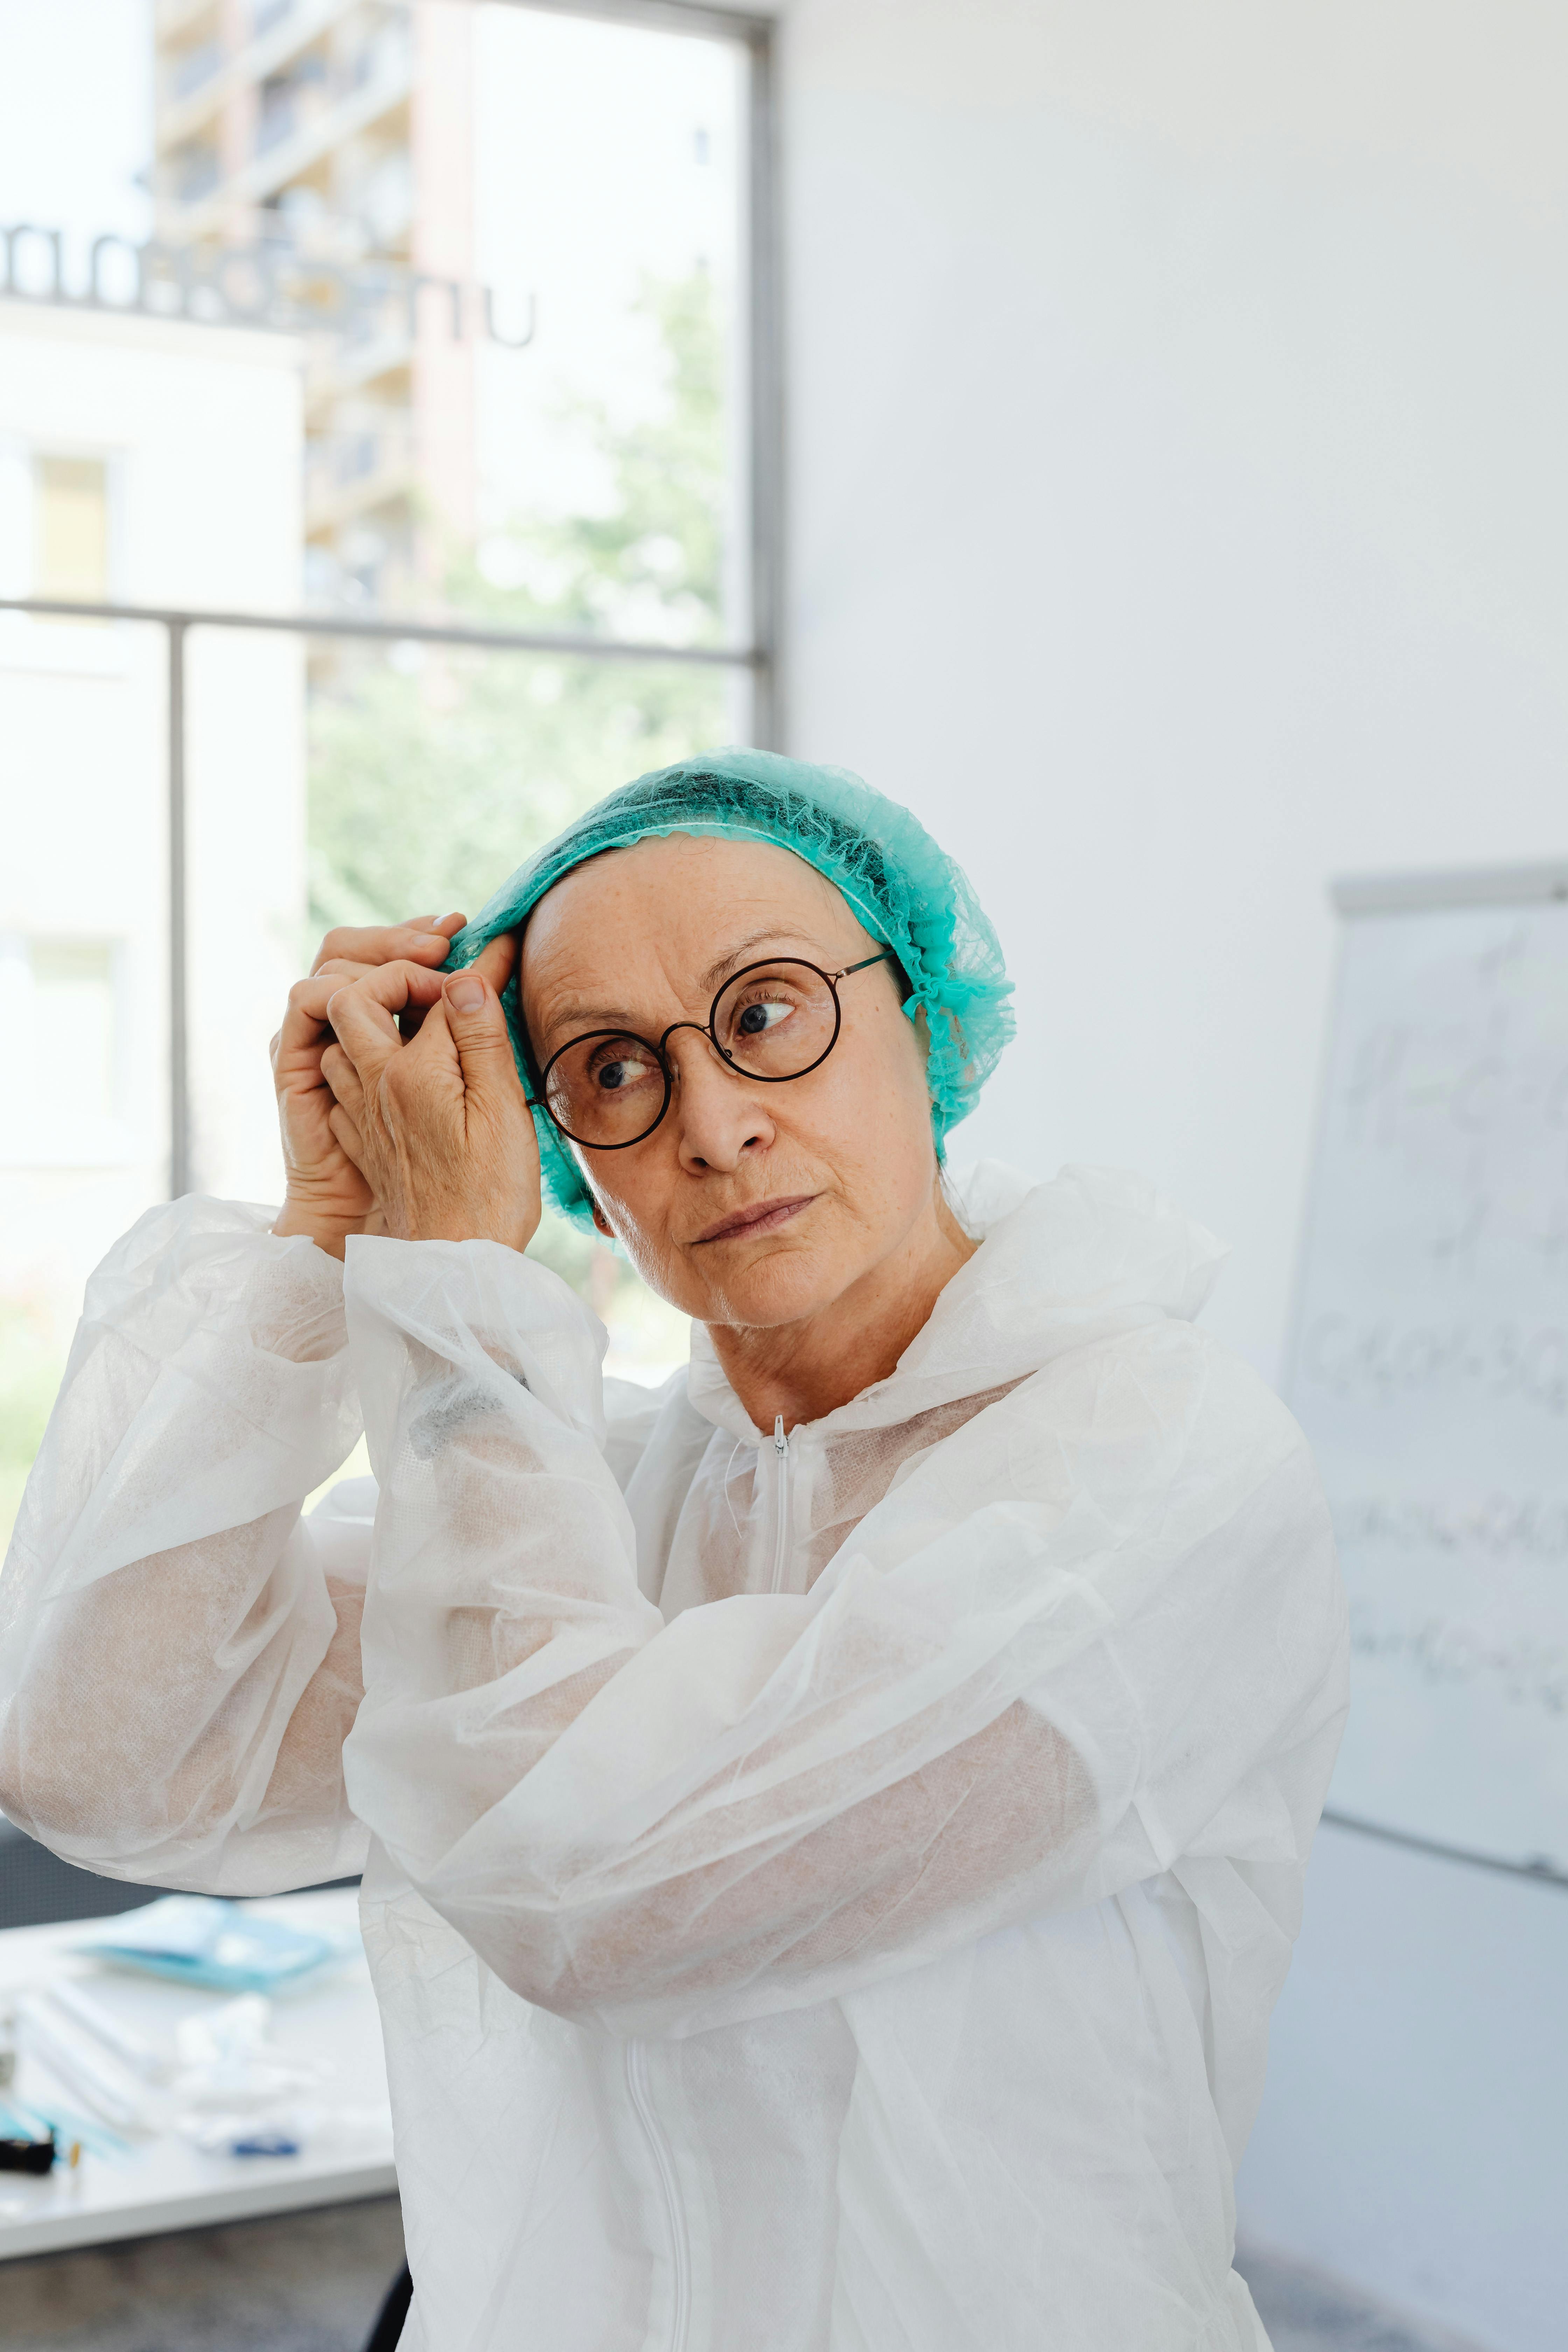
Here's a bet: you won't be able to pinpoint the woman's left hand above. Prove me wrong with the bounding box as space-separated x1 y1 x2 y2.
320 932 542 1253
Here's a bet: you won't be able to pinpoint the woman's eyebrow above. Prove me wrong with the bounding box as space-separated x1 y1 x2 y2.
536 995 644 1043
537 931 831 1047
694 930 824 994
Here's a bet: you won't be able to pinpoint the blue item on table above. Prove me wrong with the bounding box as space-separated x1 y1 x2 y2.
75 1897 354 1995
230 2127 302 2157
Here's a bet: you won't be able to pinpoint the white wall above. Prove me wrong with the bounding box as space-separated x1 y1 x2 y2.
779 0 1568 1388
778 6 1568 2345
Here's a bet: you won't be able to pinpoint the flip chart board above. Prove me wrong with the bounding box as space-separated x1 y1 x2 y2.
1285 866 1568 1874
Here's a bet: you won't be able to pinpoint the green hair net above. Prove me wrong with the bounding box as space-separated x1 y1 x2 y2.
445 746 1014 1230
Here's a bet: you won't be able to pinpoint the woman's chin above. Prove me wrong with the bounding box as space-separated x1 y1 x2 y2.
695 1244 863 1333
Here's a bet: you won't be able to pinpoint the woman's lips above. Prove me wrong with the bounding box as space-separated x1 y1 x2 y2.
692 1194 817 1245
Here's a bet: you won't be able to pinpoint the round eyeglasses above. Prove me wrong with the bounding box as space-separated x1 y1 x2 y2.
529 951 897 1151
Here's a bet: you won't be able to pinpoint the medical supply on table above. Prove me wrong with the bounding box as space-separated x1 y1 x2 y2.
24 1984 326 2129
0 2090 82 2174
5 2093 127 2166
75 1897 357 1994
9 1954 374 2175
0 2127 56 2175
49 1976 168 2081
172 1993 323 2111
177 2098 391 2160
229 2124 302 2158
165 2002 387 2160
13 1994 154 2133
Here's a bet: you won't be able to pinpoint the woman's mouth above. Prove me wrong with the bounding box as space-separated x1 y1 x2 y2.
692 1195 817 1245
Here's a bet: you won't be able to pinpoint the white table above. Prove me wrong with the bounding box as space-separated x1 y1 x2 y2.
0 1889 396 2260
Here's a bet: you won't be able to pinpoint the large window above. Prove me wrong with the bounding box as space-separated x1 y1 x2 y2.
0 0 777 1545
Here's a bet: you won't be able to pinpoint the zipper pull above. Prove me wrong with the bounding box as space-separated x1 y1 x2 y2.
769 1413 792 1597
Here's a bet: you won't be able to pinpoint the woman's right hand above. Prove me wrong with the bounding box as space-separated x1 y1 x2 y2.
271 913 465 1258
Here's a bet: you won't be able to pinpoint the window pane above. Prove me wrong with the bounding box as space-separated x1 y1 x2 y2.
3 4 752 644
184 623 306 1209
303 632 714 1385
305 635 743 930
0 617 169 1552
180 625 707 1401
145 0 748 638
463 6 745 648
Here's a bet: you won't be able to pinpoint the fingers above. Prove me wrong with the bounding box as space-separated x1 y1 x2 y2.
319 1041 366 1122
470 932 517 994
324 982 403 1093
317 930 537 1252
279 961 448 1076
327 1099 368 1171
310 912 465 979
440 934 522 1099
326 956 465 1091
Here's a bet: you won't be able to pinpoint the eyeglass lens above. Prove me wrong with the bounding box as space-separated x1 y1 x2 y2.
542 960 842 1148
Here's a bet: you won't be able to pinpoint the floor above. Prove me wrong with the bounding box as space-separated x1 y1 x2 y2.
1237 2244 1492 2352
0 2203 1490 2352
2 2199 406 2352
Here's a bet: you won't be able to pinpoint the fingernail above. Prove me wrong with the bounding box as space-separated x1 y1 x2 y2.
446 976 484 1012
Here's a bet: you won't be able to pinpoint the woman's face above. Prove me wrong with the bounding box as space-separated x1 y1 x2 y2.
519 833 944 1330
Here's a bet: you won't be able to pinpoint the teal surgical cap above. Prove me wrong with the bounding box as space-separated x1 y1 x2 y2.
445 746 1014 1231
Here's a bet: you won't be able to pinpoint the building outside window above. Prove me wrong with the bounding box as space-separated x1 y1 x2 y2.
34 455 111 603
0 442 115 633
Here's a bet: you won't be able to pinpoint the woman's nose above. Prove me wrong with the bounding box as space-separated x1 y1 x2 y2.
664 1030 775 1172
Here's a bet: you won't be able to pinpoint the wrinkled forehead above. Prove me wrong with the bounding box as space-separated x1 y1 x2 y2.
520 830 870 1002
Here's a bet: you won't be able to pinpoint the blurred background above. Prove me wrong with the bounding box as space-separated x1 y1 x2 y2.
1 3 1565 2348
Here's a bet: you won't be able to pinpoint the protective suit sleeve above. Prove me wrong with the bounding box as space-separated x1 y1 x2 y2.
0 1197 372 1895
341 1236 1345 2039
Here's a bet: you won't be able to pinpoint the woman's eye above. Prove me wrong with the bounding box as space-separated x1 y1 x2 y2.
594 1054 654 1092
736 998 792 1037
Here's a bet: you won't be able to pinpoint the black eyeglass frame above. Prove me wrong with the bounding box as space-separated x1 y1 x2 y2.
527 951 897 1151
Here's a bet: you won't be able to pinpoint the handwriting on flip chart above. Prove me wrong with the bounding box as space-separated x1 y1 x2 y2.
1301 1318 1568 1414
1287 894 1568 1863
1345 1609 1568 1718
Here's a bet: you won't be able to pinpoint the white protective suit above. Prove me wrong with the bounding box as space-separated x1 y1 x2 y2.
0 1160 1347 2352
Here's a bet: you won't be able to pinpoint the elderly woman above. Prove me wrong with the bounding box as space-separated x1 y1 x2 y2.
0 751 1345 2352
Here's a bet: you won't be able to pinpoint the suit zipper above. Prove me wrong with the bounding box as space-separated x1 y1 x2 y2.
626 2036 690 2352
769 1414 791 1594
